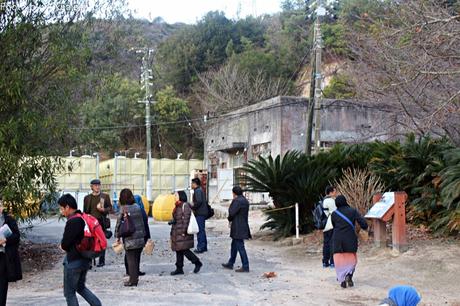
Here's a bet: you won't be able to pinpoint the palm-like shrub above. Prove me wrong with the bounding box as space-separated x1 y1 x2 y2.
241 151 340 239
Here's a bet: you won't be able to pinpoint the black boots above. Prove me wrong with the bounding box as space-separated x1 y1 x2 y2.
193 262 203 274
170 268 184 276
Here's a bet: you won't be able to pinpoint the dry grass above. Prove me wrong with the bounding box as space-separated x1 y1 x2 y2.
335 168 386 216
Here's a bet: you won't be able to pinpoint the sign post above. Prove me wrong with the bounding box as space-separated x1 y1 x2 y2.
366 192 408 252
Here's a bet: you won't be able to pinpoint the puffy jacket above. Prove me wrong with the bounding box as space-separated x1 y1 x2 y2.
192 187 208 217
170 202 194 252
115 204 145 250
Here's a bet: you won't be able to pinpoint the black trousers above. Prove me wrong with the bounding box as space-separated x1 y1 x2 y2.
125 248 142 284
175 249 199 269
124 249 142 275
322 230 334 265
0 253 8 306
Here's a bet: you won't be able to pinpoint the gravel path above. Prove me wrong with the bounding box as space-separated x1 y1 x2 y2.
7 212 460 306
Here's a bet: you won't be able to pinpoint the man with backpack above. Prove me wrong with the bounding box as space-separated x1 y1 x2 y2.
322 185 337 268
59 194 102 306
84 179 112 267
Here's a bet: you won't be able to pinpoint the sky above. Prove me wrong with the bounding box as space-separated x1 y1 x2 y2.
127 0 283 24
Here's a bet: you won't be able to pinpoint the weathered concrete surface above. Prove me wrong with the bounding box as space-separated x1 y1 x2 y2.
8 212 460 306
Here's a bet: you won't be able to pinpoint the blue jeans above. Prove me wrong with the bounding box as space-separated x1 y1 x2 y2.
195 215 207 251
63 264 101 306
228 239 249 270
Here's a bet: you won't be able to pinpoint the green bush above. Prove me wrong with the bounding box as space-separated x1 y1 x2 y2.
242 134 459 238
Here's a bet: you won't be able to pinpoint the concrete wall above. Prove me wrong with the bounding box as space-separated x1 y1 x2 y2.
204 96 402 203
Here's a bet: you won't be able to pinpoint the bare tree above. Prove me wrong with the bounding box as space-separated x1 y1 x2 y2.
193 63 292 114
345 0 460 145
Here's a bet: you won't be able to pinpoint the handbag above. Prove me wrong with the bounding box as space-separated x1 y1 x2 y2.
119 208 136 238
143 239 154 255
105 229 113 239
186 204 199 235
112 241 124 254
206 202 215 220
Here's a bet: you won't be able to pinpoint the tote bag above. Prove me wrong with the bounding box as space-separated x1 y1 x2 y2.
186 204 199 235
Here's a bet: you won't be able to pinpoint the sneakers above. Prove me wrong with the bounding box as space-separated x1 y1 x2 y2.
221 263 233 270
322 263 329 268
330 263 335 268
194 262 203 274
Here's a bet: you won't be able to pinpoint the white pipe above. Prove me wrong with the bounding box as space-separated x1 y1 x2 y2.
295 203 299 239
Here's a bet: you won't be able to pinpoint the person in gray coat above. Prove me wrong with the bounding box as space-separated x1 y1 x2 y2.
222 186 251 272
115 189 145 287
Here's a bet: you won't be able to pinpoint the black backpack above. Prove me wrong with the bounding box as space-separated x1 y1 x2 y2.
312 199 328 230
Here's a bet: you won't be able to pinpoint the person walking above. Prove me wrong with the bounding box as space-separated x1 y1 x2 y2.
83 179 112 268
114 189 145 287
322 185 337 268
0 196 22 306
221 186 251 273
191 178 208 253
331 195 368 288
58 194 101 306
169 191 203 275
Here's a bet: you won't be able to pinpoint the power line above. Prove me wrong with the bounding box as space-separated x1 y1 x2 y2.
71 98 392 131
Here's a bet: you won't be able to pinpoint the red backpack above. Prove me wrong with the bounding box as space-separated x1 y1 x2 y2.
69 213 107 259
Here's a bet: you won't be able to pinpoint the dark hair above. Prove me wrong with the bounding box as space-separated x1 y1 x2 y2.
177 190 187 203
325 185 336 196
335 195 349 208
58 194 78 209
232 186 243 196
119 188 135 205
191 178 201 186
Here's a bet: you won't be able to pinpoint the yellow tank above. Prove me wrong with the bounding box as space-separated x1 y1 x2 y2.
140 195 150 216
152 194 175 221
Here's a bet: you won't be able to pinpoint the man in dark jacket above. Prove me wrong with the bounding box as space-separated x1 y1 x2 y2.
59 194 101 306
83 179 112 267
191 178 208 253
222 186 251 272
0 196 22 306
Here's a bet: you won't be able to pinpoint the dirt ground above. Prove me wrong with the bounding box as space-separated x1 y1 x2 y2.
7 210 460 306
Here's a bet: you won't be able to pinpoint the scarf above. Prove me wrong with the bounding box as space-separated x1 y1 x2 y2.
172 200 183 216
388 286 421 306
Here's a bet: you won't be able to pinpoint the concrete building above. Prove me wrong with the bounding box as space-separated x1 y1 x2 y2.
204 96 401 204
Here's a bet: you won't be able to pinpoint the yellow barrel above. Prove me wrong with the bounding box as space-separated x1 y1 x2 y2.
141 195 150 216
152 194 175 221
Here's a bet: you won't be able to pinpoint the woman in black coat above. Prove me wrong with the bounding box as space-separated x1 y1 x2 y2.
331 195 368 289
0 198 22 306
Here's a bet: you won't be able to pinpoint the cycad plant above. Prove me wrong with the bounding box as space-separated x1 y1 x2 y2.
241 150 339 239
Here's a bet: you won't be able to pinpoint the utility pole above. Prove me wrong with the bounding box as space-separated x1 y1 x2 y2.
136 48 155 202
305 0 325 155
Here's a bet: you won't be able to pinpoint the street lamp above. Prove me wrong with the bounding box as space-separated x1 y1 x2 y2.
176 153 183 160
134 152 140 159
69 149 75 157
92 153 99 179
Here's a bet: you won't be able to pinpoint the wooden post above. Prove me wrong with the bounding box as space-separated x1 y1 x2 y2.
392 192 408 252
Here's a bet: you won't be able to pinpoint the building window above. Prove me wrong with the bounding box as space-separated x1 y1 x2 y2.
252 142 272 159
234 168 248 189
